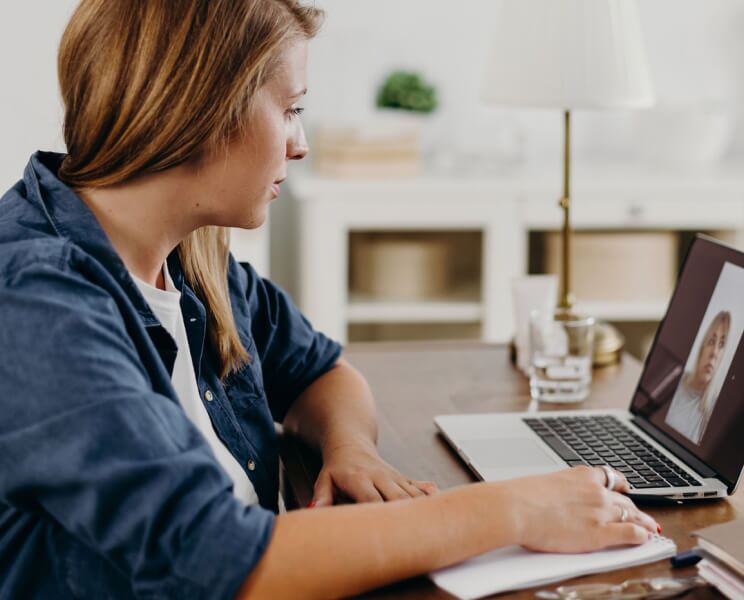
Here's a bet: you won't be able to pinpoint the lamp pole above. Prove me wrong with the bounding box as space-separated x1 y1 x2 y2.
558 109 574 310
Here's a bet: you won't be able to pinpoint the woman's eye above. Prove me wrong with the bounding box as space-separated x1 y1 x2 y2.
287 107 305 118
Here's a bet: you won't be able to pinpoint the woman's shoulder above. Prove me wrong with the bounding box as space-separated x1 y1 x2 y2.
0 175 88 283
0 234 123 324
0 235 75 284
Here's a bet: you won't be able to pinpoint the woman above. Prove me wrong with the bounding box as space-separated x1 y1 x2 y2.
666 310 731 444
0 1 659 598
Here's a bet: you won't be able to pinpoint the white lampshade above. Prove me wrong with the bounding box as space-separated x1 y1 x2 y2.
483 0 654 110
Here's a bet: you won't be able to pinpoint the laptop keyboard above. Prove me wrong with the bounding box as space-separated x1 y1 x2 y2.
523 415 702 489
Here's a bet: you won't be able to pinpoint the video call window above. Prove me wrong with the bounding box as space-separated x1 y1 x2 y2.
664 262 744 445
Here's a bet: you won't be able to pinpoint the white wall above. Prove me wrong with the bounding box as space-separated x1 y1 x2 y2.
303 0 744 165
2 0 743 190
0 1 77 189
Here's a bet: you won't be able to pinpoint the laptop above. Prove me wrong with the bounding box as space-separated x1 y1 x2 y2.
436 235 744 501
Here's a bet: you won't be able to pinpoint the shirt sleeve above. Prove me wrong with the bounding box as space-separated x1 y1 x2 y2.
239 261 343 423
0 257 274 600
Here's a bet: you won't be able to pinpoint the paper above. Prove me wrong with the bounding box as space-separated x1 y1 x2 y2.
698 559 744 599
430 536 676 600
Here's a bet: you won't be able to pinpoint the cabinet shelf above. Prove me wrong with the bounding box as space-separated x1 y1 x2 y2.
347 294 482 323
577 301 668 322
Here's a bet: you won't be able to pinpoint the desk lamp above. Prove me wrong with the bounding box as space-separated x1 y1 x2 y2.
483 0 654 362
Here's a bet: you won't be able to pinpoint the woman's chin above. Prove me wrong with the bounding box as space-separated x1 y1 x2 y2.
218 204 267 230
237 211 267 230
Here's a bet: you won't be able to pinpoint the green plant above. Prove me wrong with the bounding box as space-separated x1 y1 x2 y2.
376 71 437 113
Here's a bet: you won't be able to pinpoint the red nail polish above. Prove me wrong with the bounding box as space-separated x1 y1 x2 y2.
657 524 662 534
306 500 317 508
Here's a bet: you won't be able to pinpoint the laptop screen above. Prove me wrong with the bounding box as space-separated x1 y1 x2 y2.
631 236 744 488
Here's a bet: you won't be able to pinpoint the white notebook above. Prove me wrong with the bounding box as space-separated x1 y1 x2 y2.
430 535 676 600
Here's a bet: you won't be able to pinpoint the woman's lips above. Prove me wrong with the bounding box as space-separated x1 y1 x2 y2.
270 183 281 197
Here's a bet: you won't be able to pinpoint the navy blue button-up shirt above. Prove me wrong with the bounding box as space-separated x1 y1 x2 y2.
0 152 342 599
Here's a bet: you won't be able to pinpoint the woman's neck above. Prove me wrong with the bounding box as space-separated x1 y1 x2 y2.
685 373 707 395
77 168 205 289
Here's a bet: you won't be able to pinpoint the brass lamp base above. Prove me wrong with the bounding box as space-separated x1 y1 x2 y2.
593 321 625 367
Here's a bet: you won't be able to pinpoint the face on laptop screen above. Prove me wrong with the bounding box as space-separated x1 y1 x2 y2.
631 237 744 487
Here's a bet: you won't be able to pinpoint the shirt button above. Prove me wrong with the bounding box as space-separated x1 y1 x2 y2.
204 389 214 402
247 459 256 471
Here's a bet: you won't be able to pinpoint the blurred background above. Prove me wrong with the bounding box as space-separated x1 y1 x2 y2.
3 0 744 359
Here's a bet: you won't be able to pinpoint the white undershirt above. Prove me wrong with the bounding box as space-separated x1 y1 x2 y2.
132 265 259 506
666 377 706 444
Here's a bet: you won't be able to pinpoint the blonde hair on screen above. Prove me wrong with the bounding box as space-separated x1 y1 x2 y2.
695 310 732 424
57 0 323 379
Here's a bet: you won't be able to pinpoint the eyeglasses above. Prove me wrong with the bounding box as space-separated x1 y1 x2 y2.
535 576 706 599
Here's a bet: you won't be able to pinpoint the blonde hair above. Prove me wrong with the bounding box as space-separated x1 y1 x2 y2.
693 310 732 423
57 0 323 379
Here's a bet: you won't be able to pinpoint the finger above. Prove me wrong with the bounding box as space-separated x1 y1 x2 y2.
336 476 384 504
396 479 425 499
614 495 658 534
310 471 335 507
613 470 630 493
593 466 629 492
374 478 411 502
411 480 439 495
601 523 650 547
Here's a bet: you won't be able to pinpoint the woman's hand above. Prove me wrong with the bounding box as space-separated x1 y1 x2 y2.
502 466 660 553
309 439 439 507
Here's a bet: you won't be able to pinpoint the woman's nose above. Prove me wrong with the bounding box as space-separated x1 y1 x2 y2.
288 141 308 161
287 125 309 161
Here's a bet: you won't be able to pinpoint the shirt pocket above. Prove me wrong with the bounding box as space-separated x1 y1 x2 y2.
225 334 266 416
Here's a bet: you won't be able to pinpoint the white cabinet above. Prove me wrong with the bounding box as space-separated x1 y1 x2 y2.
288 165 744 345
292 176 522 344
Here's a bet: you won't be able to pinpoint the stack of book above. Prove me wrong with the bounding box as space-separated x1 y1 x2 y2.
693 520 744 599
312 123 420 177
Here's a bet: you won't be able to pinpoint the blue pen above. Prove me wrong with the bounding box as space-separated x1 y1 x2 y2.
670 550 701 568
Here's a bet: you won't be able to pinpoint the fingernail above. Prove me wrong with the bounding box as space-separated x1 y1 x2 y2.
306 500 317 508
657 524 662 534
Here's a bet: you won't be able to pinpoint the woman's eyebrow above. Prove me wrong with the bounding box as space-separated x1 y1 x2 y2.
288 88 307 99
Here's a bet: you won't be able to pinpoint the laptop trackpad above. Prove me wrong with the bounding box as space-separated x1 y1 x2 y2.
460 438 560 469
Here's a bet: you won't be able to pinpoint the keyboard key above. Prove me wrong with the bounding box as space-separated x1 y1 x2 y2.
539 435 580 461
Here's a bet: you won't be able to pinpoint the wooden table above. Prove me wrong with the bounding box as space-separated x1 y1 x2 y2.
280 342 741 599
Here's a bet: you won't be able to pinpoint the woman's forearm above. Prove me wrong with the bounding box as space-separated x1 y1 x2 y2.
283 358 379 458
237 481 516 599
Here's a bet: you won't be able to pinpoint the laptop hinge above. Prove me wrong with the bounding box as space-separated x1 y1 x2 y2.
631 417 719 480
